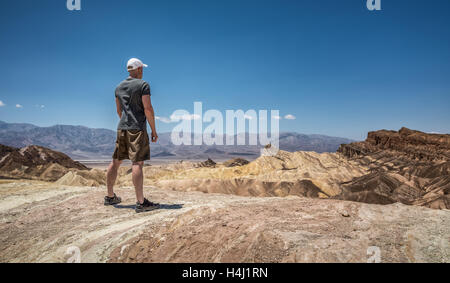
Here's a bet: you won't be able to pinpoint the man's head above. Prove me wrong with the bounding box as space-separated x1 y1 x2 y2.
127 58 148 79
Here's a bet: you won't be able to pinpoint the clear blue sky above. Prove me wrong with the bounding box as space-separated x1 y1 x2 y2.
0 0 449 140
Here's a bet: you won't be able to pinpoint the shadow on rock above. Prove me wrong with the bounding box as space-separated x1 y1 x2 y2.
113 203 184 210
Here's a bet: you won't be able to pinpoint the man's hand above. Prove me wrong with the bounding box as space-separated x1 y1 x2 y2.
151 132 158 143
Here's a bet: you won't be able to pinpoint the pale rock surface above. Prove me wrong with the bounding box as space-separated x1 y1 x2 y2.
0 181 448 263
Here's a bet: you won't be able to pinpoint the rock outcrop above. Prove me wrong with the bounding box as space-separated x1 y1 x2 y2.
223 158 250 167
336 128 450 209
0 144 88 181
55 169 106 187
195 158 217 168
339 127 450 161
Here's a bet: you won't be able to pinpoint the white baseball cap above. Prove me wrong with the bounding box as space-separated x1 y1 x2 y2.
127 58 148 71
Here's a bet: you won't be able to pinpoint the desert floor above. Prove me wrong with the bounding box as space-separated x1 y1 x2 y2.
0 179 448 263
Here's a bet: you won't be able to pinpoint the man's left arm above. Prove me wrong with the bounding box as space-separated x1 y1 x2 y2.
115 97 122 118
142 95 158 143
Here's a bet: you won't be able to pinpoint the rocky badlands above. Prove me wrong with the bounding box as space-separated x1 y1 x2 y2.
0 128 448 262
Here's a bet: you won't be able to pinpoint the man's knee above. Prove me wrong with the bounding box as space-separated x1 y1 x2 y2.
110 159 122 170
132 161 144 168
132 162 144 177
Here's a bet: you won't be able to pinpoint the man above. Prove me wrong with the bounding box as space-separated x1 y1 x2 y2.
104 58 159 213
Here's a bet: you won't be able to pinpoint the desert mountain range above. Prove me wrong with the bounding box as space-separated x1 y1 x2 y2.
0 121 353 160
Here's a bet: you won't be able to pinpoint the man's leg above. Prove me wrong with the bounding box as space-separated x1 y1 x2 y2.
132 161 145 204
106 159 122 198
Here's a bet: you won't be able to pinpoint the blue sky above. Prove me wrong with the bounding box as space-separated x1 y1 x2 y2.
0 0 449 140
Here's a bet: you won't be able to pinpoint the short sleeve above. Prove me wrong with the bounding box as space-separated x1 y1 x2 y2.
142 82 151 96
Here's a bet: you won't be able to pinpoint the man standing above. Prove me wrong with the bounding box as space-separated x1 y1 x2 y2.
104 58 159 213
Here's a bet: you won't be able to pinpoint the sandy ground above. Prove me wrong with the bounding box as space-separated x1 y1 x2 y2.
0 180 278 262
0 180 449 263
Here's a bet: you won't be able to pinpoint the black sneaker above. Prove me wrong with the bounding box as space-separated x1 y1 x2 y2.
136 198 160 213
104 194 122 206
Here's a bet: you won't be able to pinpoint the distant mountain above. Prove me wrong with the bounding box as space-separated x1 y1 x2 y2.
0 120 38 132
0 121 116 160
0 121 354 160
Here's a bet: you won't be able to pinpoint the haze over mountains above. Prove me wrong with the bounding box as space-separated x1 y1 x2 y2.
0 121 354 160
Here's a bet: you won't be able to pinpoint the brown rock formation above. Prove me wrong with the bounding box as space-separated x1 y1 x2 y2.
195 158 217 168
336 128 450 209
223 158 250 167
339 127 450 161
0 144 88 181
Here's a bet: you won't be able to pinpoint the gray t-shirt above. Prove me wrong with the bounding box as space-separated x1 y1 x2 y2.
115 77 151 131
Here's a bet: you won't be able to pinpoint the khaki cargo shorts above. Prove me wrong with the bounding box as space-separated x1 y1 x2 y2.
113 130 150 162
